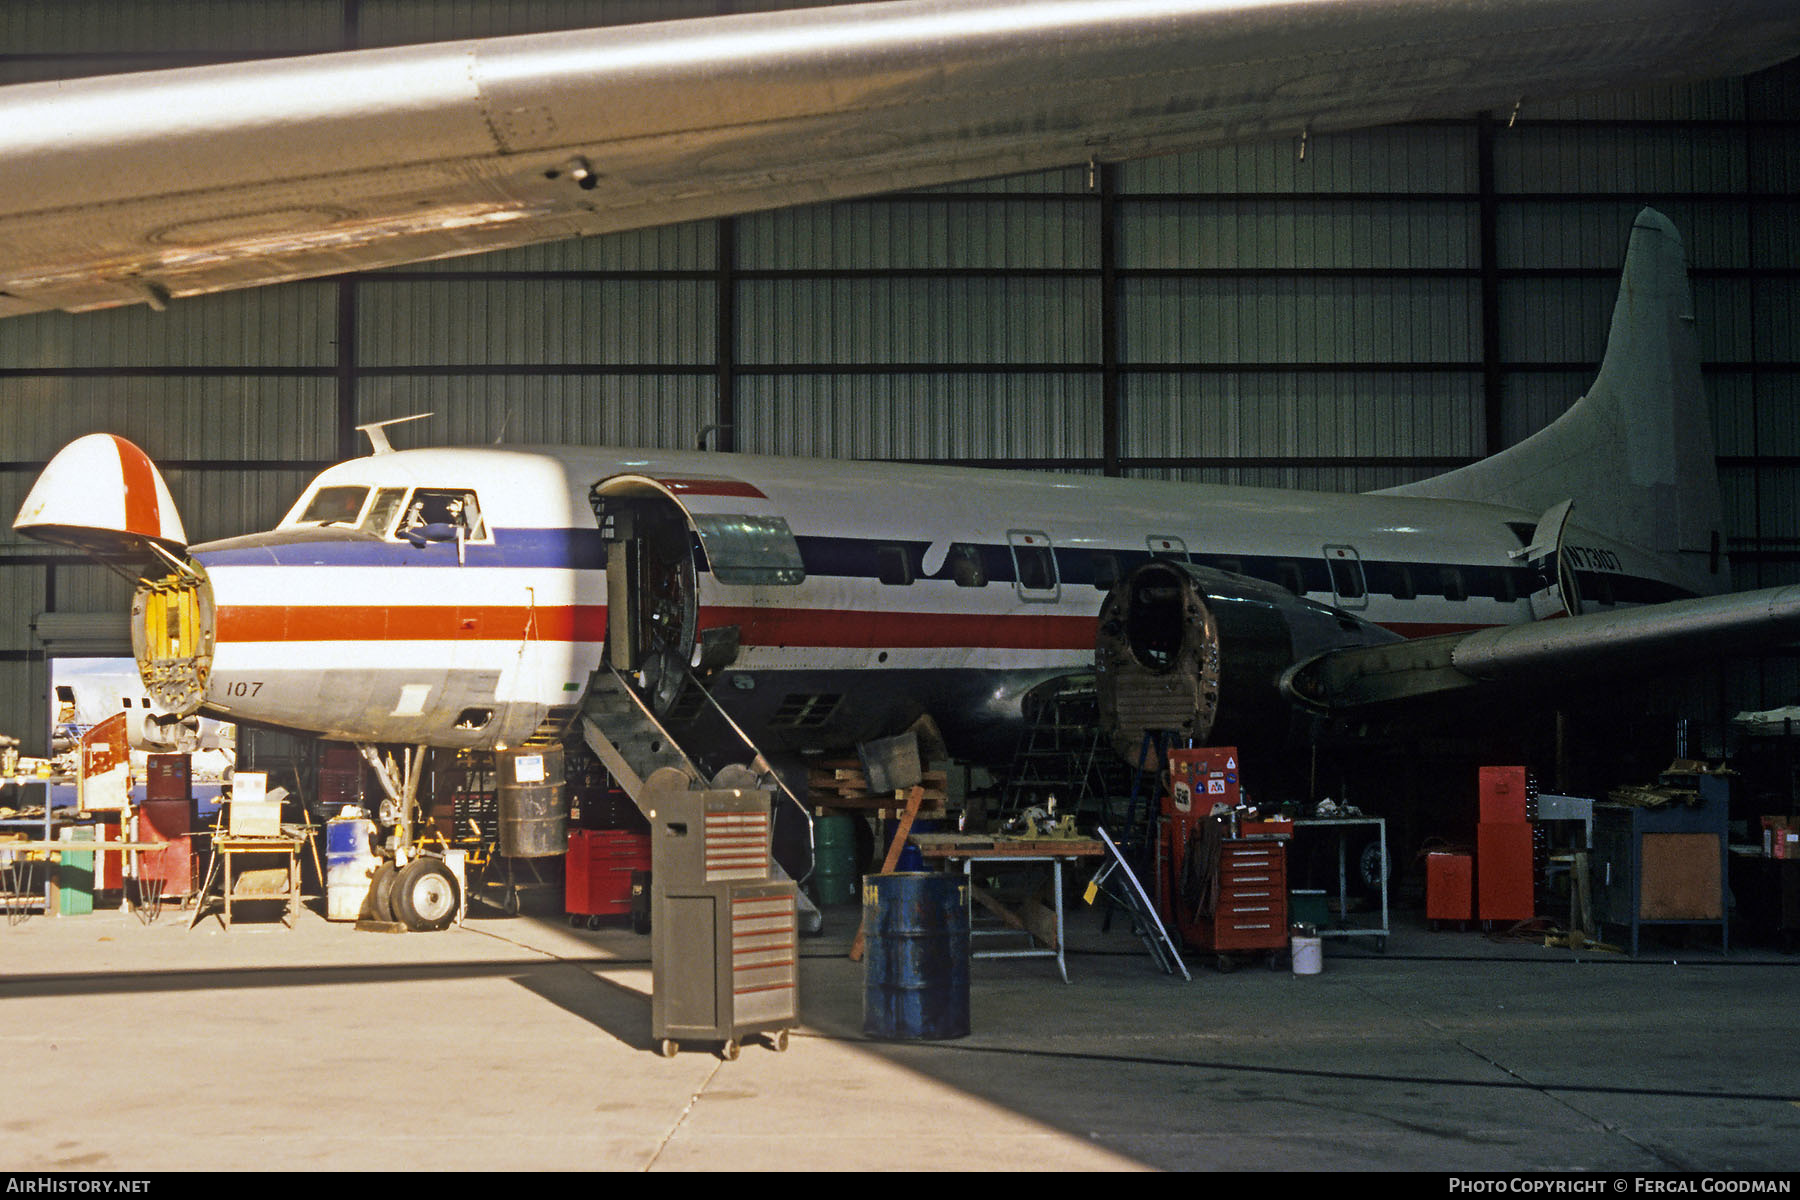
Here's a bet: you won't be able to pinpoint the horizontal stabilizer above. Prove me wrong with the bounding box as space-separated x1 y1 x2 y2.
1282 585 1800 712
13 434 186 556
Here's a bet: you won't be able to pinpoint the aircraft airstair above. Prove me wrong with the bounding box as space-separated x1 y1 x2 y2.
577 664 821 933
578 666 707 798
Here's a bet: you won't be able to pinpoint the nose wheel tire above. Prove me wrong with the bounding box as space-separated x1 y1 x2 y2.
393 857 459 932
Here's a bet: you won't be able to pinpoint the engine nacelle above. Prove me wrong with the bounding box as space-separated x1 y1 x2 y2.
1095 560 1401 765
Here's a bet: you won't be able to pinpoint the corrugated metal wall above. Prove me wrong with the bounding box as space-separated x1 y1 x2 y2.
1 0 1797 752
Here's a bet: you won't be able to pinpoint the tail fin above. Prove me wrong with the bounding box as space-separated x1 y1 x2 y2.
1381 208 1727 595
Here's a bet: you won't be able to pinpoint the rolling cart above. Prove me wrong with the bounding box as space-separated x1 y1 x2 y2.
645 771 799 1060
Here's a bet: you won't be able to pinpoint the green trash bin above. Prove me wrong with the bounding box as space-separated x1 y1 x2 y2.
58 827 95 916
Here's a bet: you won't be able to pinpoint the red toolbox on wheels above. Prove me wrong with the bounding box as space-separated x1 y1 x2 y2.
566 829 651 928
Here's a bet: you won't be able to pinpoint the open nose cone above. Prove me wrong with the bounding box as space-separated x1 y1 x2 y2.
13 433 187 554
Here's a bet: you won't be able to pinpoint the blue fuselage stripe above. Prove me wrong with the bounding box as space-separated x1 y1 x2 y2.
190 526 1695 608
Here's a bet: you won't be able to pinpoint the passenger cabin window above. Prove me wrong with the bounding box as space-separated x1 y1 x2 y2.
948 544 987 588
1484 570 1518 603
1324 547 1366 601
399 489 487 541
1254 561 1304 596
1387 565 1417 601
876 544 913 586
1438 567 1468 602
1008 531 1060 600
297 486 368 526
1090 552 1120 592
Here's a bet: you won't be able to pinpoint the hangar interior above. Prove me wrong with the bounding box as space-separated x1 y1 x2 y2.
2 1 1799 954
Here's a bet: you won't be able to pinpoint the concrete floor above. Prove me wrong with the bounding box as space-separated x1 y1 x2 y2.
1 886 1796 1174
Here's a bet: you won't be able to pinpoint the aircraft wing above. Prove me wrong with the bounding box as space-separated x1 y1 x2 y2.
5 0 1800 317
1282 585 1800 712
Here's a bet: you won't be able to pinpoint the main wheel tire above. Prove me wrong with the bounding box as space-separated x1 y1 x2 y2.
393 857 460 932
1354 837 1390 902
365 861 399 922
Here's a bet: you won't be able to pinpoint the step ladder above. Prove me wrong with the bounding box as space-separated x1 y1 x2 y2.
997 680 1131 824
1087 826 1188 980
1117 729 1182 867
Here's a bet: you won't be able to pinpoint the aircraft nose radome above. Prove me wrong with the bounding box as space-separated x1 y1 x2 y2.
13 433 187 552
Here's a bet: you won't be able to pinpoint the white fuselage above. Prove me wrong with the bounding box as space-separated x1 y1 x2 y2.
184 444 1689 758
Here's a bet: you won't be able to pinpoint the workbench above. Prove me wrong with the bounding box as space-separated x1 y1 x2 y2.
190 830 306 929
910 833 1105 983
1593 781 1729 956
1290 817 1389 951
0 839 169 922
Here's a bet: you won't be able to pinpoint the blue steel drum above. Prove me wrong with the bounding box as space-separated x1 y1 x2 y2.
862 872 971 1040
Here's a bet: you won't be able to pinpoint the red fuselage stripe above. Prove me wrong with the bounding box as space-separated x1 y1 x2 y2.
212 604 1494 649
658 478 768 499
213 603 1097 649
216 605 608 643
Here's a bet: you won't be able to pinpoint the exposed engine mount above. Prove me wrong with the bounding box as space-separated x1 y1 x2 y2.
1094 561 1401 766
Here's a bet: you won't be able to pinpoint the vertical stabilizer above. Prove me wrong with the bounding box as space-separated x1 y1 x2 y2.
1381 208 1727 595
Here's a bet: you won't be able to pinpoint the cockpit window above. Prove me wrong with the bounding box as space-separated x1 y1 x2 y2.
297 486 369 526
361 488 408 537
398 489 487 541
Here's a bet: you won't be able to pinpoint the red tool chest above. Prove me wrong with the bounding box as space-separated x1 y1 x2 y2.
1476 765 1536 925
566 829 651 920
1201 838 1289 952
138 798 196 899
1158 746 1289 961
1477 822 1535 923
1479 766 1530 824
1426 851 1473 923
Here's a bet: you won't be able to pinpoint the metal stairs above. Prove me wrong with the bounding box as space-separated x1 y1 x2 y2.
578 666 706 799
577 664 821 933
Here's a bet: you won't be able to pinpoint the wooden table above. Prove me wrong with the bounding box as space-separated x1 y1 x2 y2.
910 833 1106 983
190 832 305 930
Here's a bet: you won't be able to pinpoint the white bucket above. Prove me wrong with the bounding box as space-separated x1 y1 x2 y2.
1291 934 1323 975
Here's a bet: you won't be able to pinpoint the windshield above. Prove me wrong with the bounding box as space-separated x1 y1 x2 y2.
296 486 368 526
361 488 408 537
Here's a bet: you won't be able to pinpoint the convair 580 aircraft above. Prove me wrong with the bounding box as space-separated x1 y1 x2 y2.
11 2 1800 927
